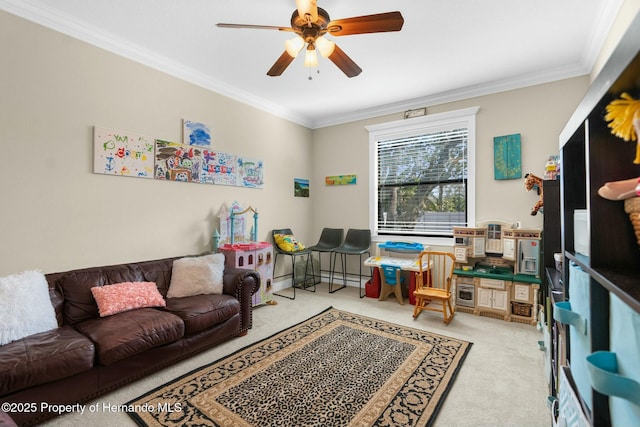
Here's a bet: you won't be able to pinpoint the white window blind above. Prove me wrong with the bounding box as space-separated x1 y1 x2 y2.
368 107 477 239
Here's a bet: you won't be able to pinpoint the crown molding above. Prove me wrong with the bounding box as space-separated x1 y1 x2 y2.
310 61 590 129
1 0 621 130
0 0 314 128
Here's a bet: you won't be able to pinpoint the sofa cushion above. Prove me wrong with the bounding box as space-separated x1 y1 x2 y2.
0 326 94 396
91 281 166 317
167 253 225 298
56 258 176 325
74 308 184 366
164 294 240 335
0 270 58 345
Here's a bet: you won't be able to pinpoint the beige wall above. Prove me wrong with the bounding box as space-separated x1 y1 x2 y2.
591 0 640 80
311 77 590 246
6 6 634 280
0 12 313 276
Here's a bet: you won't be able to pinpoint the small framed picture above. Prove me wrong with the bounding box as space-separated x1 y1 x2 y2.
294 178 309 197
404 108 427 119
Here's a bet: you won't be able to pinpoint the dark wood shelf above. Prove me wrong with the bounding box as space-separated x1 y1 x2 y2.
565 251 640 314
545 267 564 301
557 11 640 427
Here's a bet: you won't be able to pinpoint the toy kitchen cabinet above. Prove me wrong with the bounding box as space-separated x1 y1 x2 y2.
503 228 542 275
452 227 486 263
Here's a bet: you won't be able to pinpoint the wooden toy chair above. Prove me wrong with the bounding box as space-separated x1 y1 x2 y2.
413 251 456 324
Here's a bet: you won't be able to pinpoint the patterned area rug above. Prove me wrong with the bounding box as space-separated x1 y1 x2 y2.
127 307 472 427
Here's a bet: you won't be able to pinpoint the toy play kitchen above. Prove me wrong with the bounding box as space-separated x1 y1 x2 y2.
452 223 541 325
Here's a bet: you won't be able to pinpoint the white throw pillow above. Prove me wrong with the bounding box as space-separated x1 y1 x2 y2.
167 253 225 298
0 270 58 345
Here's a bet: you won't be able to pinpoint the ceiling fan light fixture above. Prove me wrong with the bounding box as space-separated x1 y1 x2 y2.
304 45 318 68
315 36 335 58
284 35 305 57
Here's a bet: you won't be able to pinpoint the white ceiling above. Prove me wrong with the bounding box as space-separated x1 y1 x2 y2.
0 0 623 128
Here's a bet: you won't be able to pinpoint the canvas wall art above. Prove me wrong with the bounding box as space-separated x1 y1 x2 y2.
94 123 264 189
93 126 154 178
183 120 212 147
238 157 264 188
294 178 309 197
154 140 202 183
202 150 238 186
326 174 357 185
494 133 522 180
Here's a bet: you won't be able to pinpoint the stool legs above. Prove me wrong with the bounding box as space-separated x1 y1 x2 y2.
329 252 346 294
329 252 370 297
273 252 316 300
378 268 404 305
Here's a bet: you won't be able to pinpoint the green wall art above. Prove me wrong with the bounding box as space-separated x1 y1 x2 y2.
493 133 522 180
325 174 357 186
294 178 309 197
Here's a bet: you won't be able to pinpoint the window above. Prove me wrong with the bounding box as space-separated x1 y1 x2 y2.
367 107 478 241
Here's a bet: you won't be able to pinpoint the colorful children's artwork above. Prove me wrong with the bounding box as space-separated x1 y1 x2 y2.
238 157 264 189
201 149 238 186
494 133 522 180
154 140 202 183
294 178 309 197
326 174 357 185
183 120 212 147
93 123 264 189
93 127 154 178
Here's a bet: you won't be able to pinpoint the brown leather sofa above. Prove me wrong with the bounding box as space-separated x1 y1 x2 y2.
0 255 259 426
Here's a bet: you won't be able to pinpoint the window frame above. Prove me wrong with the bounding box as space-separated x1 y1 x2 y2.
367 106 479 246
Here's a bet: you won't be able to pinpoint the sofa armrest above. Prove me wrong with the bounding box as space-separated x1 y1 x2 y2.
0 410 17 427
222 267 260 333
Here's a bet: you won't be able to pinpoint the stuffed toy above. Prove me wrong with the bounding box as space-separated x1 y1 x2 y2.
524 173 544 216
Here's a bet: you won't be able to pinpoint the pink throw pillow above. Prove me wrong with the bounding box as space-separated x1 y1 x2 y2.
91 281 166 317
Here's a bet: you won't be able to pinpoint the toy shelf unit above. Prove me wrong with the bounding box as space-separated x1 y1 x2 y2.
551 13 640 427
452 224 541 325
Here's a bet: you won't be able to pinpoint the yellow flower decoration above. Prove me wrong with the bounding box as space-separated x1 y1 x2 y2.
604 92 640 164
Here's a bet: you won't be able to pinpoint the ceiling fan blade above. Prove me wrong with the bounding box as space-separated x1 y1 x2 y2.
327 11 404 36
267 51 295 76
328 45 362 78
296 0 318 22
216 23 294 32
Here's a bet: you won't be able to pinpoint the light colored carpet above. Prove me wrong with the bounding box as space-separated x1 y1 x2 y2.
41 283 550 427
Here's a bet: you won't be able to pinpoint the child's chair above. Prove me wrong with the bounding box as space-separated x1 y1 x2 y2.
378 264 405 305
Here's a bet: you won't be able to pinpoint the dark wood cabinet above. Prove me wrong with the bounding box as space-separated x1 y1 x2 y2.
556 11 640 427
542 179 563 396
543 179 561 275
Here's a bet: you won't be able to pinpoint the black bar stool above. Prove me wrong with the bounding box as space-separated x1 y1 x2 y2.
307 228 343 284
329 228 371 297
272 228 316 300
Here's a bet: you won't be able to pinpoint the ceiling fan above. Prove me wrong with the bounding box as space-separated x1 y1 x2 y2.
216 0 404 78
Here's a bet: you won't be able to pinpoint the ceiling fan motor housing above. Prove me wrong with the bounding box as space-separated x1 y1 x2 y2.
291 7 333 44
